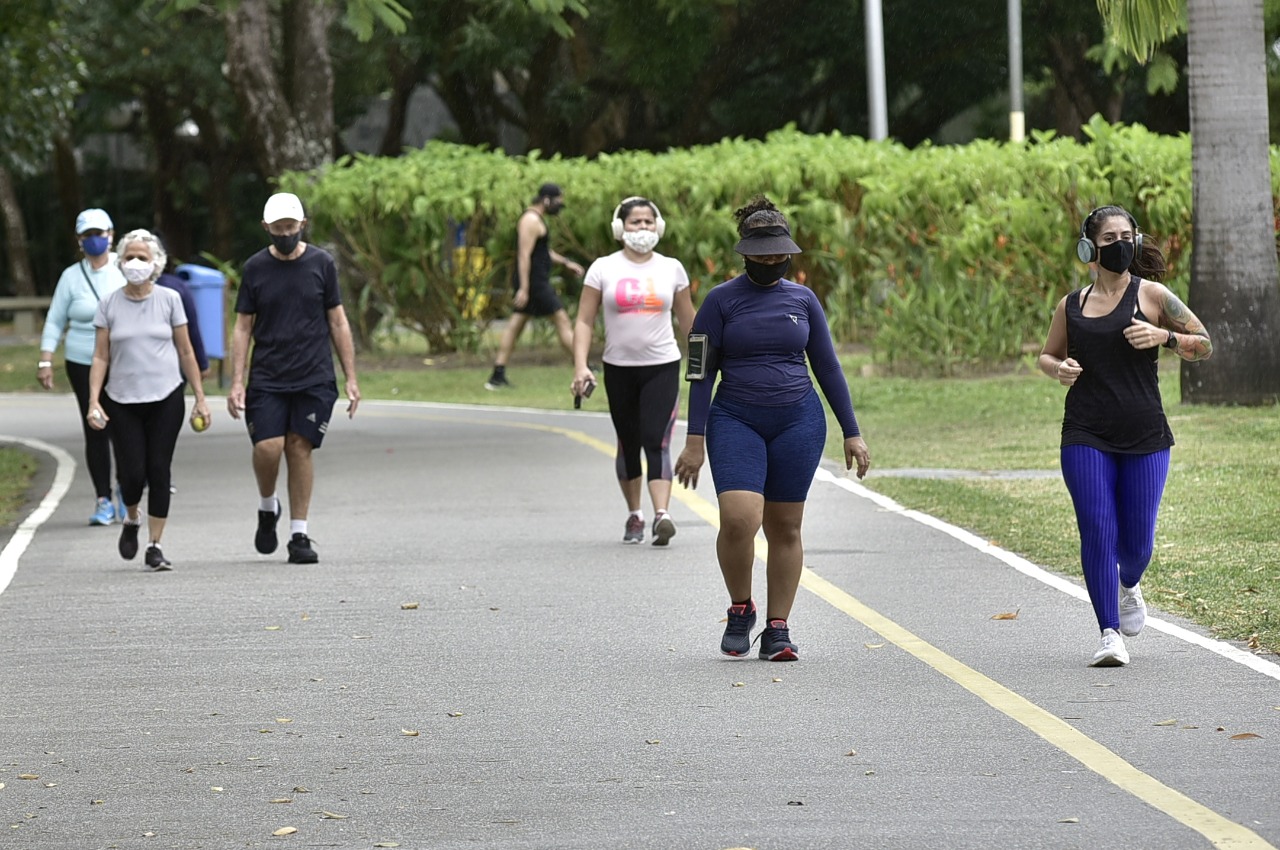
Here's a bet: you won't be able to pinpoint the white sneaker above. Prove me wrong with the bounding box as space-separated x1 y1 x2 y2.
1119 583 1147 636
1090 628 1130 667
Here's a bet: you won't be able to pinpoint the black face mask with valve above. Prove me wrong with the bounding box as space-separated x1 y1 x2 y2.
744 257 790 286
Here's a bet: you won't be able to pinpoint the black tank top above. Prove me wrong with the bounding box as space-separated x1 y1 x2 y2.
511 211 552 290
1061 276 1173 453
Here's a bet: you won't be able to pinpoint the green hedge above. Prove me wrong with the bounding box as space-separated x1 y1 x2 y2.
280 116 1280 373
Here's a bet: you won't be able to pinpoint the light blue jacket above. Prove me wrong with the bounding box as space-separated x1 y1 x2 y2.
40 258 127 365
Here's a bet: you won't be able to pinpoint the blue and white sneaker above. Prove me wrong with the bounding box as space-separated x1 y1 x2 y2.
756 619 799 661
720 600 757 658
89 497 115 526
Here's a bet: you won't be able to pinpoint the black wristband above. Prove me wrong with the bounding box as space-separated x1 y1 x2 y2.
1163 330 1179 349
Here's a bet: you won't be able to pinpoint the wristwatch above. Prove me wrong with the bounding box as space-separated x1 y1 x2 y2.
37 360 52 369
1163 330 1179 349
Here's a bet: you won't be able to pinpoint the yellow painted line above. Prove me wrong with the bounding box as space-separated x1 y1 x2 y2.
369 406 1274 849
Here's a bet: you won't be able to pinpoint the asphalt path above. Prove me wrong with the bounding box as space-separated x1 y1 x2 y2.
1 392 1277 850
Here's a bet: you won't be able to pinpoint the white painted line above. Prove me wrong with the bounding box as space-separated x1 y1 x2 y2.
0 437 76 596
815 467 1280 682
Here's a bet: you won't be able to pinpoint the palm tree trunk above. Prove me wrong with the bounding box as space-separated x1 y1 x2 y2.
1182 0 1280 404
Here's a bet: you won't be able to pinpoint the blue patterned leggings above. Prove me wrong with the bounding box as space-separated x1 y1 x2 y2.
1060 444 1170 633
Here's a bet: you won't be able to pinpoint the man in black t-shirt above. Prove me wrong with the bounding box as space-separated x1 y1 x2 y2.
227 192 361 564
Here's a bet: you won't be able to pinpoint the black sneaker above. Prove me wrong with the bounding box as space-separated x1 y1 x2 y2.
720 600 757 658
256 503 282 554
757 618 799 661
484 372 511 390
144 545 172 572
287 532 318 564
118 520 141 561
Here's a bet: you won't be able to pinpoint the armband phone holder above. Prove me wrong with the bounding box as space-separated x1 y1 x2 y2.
686 333 709 381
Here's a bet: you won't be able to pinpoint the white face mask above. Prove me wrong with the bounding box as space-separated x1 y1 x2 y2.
122 258 154 283
621 229 660 254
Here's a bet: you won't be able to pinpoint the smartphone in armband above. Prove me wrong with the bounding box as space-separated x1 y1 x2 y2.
686 333 709 381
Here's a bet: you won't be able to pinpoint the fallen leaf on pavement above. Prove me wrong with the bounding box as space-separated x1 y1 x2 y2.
1229 733 1261 741
645 739 660 745
1153 719 1177 726
991 610 1019 620
401 602 418 610
272 826 297 836
270 798 292 804
1058 817 1080 824
864 643 884 649
401 729 419 736
318 811 347 819
17 774 38 780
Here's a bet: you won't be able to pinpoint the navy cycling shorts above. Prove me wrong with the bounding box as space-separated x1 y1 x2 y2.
705 389 826 502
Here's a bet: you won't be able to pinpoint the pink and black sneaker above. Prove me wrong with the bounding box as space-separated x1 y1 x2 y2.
721 600 758 657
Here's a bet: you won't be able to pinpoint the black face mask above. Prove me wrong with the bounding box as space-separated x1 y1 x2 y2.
546 201 564 216
745 257 790 286
1098 240 1134 274
271 231 302 255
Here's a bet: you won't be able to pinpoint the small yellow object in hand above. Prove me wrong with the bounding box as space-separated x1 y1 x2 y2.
191 413 209 432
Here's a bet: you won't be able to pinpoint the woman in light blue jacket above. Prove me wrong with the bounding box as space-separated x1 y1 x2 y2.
37 208 127 525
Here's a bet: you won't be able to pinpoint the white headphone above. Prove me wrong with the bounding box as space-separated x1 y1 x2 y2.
611 196 665 240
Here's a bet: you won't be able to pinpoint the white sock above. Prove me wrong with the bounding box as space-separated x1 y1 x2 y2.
260 494 278 513
290 520 308 536
630 510 643 520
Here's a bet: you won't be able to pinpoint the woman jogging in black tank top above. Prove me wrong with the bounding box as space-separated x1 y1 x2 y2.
1038 205 1212 668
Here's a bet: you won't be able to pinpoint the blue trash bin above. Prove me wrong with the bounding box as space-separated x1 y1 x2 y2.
176 264 226 361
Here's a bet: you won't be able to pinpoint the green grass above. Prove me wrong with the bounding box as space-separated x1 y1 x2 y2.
3 331 1276 656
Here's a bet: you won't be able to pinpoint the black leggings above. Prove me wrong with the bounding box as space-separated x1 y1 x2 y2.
65 360 114 499
102 386 185 519
603 360 680 482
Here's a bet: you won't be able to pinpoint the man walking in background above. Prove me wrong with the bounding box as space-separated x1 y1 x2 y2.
485 183 584 389
227 192 361 564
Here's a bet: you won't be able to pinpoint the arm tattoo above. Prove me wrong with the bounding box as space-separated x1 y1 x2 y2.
1161 289 1213 361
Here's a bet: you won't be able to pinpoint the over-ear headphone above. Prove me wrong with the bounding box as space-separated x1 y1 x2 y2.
1076 206 1143 263
611 196 665 240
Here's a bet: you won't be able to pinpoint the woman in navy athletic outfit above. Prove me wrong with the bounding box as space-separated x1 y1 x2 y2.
675 196 870 661
1039 205 1211 667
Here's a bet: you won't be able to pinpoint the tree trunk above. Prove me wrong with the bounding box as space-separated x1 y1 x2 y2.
0 165 37 297
1182 0 1280 404
223 0 335 179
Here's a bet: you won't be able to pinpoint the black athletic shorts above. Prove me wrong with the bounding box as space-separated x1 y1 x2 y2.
244 382 340 447
512 279 564 317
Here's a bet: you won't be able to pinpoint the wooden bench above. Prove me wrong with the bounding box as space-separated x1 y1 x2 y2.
0 296 53 335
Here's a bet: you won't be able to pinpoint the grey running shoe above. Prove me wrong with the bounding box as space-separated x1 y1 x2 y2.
1090 628 1129 667
144 545 172 572
1119 584 1146 636
721 601 757 657
652 512 676 547
622 514 644 544
256 503 282 554
757 619 799 661
287 533 319 564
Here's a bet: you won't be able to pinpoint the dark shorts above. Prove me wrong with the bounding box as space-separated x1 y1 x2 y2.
512 278 564 317
244 383 339 447
706 389 826 502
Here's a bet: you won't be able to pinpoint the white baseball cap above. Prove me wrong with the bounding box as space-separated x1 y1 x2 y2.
263 192 305 223
75 208 114 234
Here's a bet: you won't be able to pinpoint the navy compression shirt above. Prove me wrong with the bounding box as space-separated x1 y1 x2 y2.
686 274 860 438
